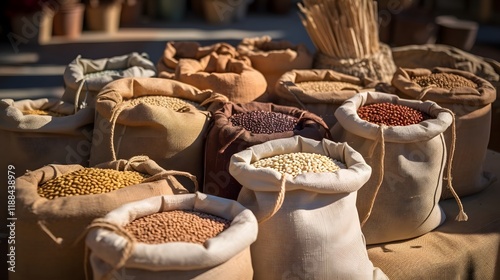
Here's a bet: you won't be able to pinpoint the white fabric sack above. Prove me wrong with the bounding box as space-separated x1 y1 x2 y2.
229 135 387 280
86 192 258 280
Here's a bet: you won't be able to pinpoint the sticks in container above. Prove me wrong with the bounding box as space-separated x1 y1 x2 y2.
298 0 380 59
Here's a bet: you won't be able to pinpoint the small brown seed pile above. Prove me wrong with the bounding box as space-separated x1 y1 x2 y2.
251 152 346 177
411 73 477 90
357 102 430 126
296 81 362 93
22 109 67 117
126 95 204 111
229 111 298 134
124 210 231 245
38 168 146 199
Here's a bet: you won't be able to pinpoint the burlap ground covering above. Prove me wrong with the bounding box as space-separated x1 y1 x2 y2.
89 77 223 190
368 150 500 280
392 67 497 199
86 192 257 280
237 36 313 99
314 43 396 83
157 41 242 79
203 102 330 200
274 69 377 128
391 44 500 82
332 92 458 245
0 98 93 234
12 157 188 280
229 136 388 280
62 52 156 109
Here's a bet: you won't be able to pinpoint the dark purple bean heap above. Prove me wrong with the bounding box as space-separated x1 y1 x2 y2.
229 110 298 134
357 102 431 126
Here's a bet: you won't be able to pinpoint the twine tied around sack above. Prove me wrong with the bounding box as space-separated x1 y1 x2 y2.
144 170 199 193
74 78 89 114
109 103 132 161
83 218 137 280
258 174 287 224
360 125 386 228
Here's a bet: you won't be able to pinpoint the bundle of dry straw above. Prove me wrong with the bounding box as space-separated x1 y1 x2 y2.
298 0 380 59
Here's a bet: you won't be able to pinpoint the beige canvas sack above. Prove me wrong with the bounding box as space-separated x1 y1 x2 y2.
274 69 377 128
229 135 387 280
89 77 225 189
0 98 93 235
237 36 313 99
157 41 242 79
391 67 497 199
85 192 258 280
62 52 157 110
332 91 467 245
13 156 192 280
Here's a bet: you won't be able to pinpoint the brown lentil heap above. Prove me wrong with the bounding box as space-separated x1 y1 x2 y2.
229 111 298 134
411 73 477 90
38 168 146 199
124 210 231 245
251 152 346 177
126 95 205 111
357 102 431 126
22 109 68 117
296 81 362 93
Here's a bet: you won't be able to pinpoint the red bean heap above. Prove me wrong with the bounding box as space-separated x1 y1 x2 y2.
229 110 298 134
357 102 430 126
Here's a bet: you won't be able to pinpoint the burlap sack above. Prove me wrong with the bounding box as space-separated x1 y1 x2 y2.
0 98 93 235
391 44 500 82
274 69 377 128
157 41 242 79
203 101 330 200
62 52 157 109
174 53 267 103
314 43 396 83
237 36 313 99
85 192 258 280
332 91 467 245
89 77 224 189
391 67 497 199
13 156 192 280
229 136 387 280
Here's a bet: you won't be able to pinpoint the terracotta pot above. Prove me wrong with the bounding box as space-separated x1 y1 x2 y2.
85 2 122 33
53 3 85 38
120 0 143 26
436 16 479 51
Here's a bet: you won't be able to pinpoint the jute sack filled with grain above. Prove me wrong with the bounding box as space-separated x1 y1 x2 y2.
391 67 497 199
391 44 500 83
0 98 93 235
174 52 267 103
85 192 258 280
237 36 314 99
274 69 377 128
89 77 226 189
332 91 467 245
13 156 192 280
62 52 157 110
157 41 241 79
229 136 388 280
203 101 330 200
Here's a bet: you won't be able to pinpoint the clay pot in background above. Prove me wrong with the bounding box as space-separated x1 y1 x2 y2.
436 15 479 51
120 0 143 26
85 1 122 33
53 3 85 38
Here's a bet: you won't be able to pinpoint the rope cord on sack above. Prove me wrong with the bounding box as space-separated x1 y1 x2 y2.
83 218 137 280
73 78 87 114
37 220 63 245
417 85 436 100
123 155 150 171
361 125 386 228
143 170 199 193
219 128 246 154
258 174 287 224
109 103 130 161
282 81 308 110
441 108 468 221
